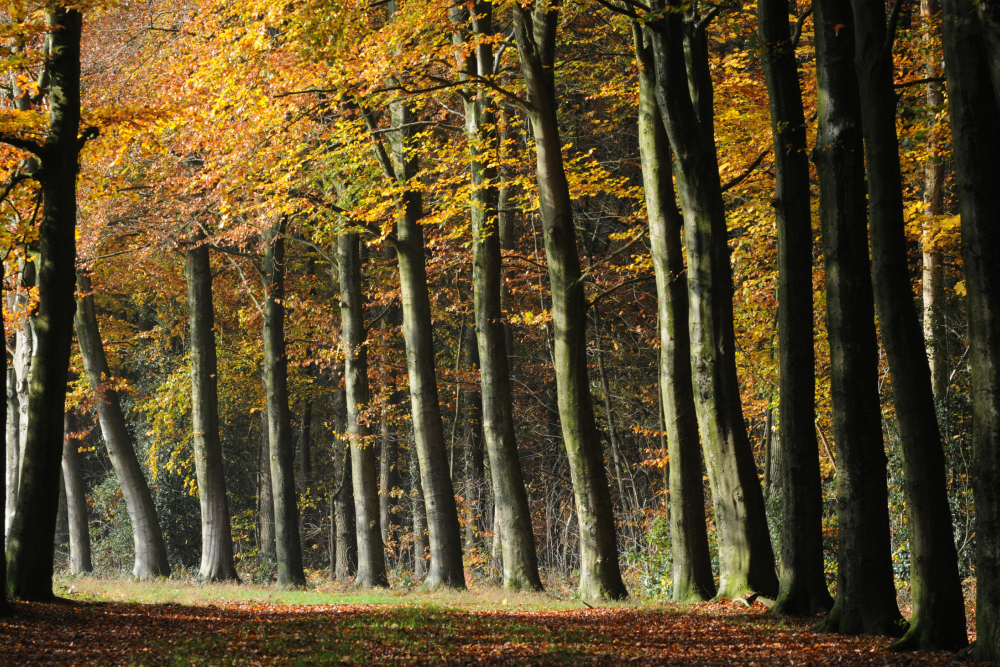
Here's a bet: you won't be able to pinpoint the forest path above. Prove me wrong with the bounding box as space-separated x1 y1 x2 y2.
0 578 962 665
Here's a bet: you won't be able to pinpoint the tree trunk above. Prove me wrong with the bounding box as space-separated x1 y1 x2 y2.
811 0 905 636
758 0 832 615
12 262 33 486
298 401 312 487
262 218 306 588
332 386 356 580
6 7 83 601
939 1 1000 657
512 3 626 602
61 412 91 575
455 1 544 593
75 272 170 579
185 239 238 582
5 367 18 544
849 0 967 649
410 437 428 579
644 3 778 599
387 99 466 591
633 24 715 603
338 231 388 587
259 409 276 563
379 392 400 562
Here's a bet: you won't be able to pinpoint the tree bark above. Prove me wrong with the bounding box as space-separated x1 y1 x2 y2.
185 239 238 582
75 272 170 579
338 231 388 587
849 0 967 649
387 99 466 591
758 0 832 615
262 218 306 588
259 409 276 563
410 436 428 578
5 366 17 544
644 3 778 599
939 0 1000 657
812 0 905 636
454 1 544 593
379 391 400 561
512 3 627 602
332 386 357 580
6 7 84 601
633 24 715 603
61 412 91 575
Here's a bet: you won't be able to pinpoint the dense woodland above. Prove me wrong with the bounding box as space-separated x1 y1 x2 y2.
0 0 998 658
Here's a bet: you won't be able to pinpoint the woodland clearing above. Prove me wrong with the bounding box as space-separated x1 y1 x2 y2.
0 578 971 665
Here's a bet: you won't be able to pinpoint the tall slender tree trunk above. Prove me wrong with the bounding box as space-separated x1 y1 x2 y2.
645 2 778 599
75 272 170 579
921 0 947 399
185 239 238 583
385 99 465 591
12 261 33 486
633 24 715 603
338 231 388 587
410 438 428 579
5 366 18 544
61 412 91 575
259 409 276 563
454 1 544 593
812 0 905 636
940 1 1000 657
262 219 306 588
0 289 6 610
332 386 357 580
849 0 967 649
379 391 400 560
6 7 84 601
512 3 626 602
758 0 832 615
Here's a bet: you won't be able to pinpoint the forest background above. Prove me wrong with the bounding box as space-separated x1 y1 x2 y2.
0 0 980 643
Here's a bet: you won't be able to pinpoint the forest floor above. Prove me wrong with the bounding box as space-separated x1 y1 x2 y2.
0 576 977 666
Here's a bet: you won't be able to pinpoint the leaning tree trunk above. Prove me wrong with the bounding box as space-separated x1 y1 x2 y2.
387 100 465 591
940 1 1000 657
61 412 91 575
849 0 967 649
75 272 170 579
633 23 715 603
759 0 832 614
645 2 778 599
258 409 276 563
512 3 627 602
262 218 306 588
5 7 84 601
186 239 238 583
812 0 905 636
338 231 388 587
455 1 543 593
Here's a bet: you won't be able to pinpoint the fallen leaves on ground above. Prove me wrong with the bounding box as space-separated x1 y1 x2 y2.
0 598 970 665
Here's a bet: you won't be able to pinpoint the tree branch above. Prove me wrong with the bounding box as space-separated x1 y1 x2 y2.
790 4 813 49
721 148 770 192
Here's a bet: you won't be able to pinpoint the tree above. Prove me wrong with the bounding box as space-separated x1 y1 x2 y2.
61 411 91 574
261 218 307 588
454 0 544 593
338 230 388 587
940 0 1000 656
512 1 627 602
643 0 778 599
849 0 967 649
811 0 905 636
186 237 238 582
633 23 715 603
758 0 832 614
75 271 171 578
5 5 86 601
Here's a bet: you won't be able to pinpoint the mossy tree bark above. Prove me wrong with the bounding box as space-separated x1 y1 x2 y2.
454 1 544 593
338 231 388 587
512 3 627 602
5 7 85 601
61 411 91 575
644 2 778 599
849 0 967 649
758 0 832 614
812 0 905 636
262 218 306 588
75 272 170 579
939 0 1000 657
186 239 238 583
633 24 715 604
